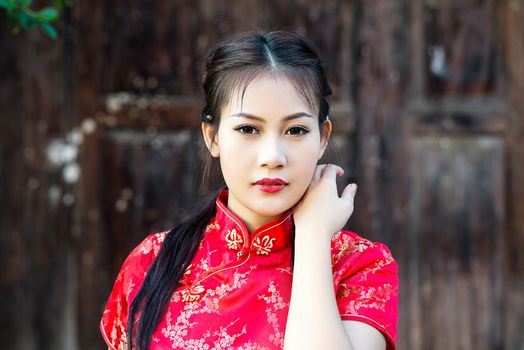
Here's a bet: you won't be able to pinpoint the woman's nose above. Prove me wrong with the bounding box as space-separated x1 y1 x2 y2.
257 135 287 168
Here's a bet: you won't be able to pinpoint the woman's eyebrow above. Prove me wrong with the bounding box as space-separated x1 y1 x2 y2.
229 112 314 121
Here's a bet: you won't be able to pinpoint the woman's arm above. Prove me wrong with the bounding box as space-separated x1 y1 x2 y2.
284 226 352 349
343 321 387 349
283 226 386 350
284 164 387 350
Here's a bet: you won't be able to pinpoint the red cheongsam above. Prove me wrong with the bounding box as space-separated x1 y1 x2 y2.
100 189 398 350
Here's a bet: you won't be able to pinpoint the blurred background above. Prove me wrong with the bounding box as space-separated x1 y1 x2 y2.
1 0 523 349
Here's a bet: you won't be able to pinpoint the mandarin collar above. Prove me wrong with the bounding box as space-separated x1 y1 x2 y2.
214 189 295 256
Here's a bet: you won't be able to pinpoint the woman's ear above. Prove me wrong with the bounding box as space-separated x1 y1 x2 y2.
318 119 332 159
201 122 220 158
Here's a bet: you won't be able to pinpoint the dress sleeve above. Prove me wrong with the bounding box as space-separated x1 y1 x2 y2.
100 233 166 350
331 231 399 350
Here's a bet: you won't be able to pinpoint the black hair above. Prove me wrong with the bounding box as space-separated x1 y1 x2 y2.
127 30 333 349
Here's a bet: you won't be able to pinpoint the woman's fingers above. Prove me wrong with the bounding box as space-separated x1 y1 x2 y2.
315 164 355 199
294 163 357 233
321 164 336 181
320 164 345 185
341 183 357 202
319 164 344 178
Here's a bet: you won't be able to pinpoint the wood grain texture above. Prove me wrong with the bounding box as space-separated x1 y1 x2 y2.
0 7 77 349
500 1 524 349
1 0 523 349
409 136 504 350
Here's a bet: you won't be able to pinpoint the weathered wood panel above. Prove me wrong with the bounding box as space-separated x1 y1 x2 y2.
99 130 204 274
73 0 355 99
0 8 78 350
500 1 524 349
423 0 498 96
350 2 414 349
408 136 504 350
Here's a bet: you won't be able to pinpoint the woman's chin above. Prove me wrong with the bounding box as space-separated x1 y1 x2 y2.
251 202 295 219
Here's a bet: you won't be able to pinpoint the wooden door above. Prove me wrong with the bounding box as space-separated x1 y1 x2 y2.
348 1 524 349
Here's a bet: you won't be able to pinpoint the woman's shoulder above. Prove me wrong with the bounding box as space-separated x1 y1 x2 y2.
330 230 397 273
116 231 170 282
331 231 399 350
100 231 169 350
128 231 169 259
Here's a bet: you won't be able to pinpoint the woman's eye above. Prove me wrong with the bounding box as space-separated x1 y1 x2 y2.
235 125 258 135
286 126 309 136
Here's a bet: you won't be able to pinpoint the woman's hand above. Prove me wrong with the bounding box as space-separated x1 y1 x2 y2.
292 164 357 241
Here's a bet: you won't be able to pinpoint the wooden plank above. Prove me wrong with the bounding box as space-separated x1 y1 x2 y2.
500 1 524 349
409 135 505 350
72 1 117 348
408 97 509 134
351 1 412 346
0 11 77 349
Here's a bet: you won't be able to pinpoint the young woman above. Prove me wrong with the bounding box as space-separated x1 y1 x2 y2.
100 31 398 350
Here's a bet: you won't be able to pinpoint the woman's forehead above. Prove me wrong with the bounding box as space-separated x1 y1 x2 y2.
223 73 317 116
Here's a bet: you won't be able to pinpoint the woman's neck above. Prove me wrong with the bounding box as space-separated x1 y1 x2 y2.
225 193 282 234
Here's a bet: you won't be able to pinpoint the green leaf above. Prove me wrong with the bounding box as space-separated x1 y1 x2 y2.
0 0 14 10
40 22 57 39
19 0 31 7
2 0 65 38
37 7 58 22
17 10 34 28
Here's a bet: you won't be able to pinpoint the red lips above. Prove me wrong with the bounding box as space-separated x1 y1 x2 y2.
254 178 288 185
253 178 288 193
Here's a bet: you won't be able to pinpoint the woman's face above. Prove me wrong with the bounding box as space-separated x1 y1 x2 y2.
202 73 331 232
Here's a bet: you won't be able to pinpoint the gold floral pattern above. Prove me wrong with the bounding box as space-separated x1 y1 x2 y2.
225 228 243 250
135 231 168 256
257 281 288 346
181 285 206 303
340 284 396 313
252 235 276 255
205 220 220 234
